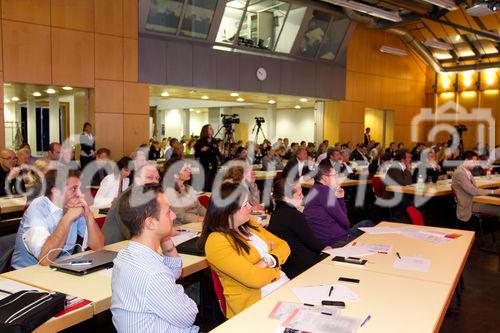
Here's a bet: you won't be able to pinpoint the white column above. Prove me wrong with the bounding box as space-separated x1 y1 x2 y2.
49 95 60 143
27 97 37 152
266 104 276 142
182 109 190 137
314 100 324 145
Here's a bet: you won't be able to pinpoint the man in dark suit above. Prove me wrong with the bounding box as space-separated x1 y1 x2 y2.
364 128 371 145
319 147 341 171
350 144 369 165
282 146 310 180
385 142 397 158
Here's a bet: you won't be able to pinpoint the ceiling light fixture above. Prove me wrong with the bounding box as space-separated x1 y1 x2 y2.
3 99 10 103
323 0 402 22
62 86 73 91
230 92 239 97
11 97 19 102
196 110 201 114
421 0 458 10
236 97 245 102
299 98 308 102
379 45 408 56
201 95 209 100
423 40 453 50
268 99 276 104
294 105 301 109
46 88 56 94
33 92 42 97
189 108 194 111
161 91 170 97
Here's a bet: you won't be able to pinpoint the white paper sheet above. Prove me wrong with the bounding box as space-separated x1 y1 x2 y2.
322 246 375 258
291 284 359 304
269 301 339 321
358 226 402 235
171 231 199 246
393 255 431 272
282 308 361 333
0 279 40 300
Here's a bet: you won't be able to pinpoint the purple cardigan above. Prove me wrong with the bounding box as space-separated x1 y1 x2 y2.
303 183 349 246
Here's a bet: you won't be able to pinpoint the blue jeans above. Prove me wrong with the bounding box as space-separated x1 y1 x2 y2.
347 220 374 243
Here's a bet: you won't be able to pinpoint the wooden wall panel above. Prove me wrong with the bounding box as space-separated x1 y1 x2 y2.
123 114 149 155
52 27 94 87
94 0 123 36
95 34 123 80
124 82 149 114
51 0 94 32
2 0 50 25
95 113 123 159
95 80 123 114
2 21 51 84
0 71 3 149
0 19 2 71
123 0 138 39
124 38 138 82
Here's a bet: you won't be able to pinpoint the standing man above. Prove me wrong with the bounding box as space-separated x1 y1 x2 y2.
364 127 371 146
11 170 104 268
111 183 199 332
80 122 95 170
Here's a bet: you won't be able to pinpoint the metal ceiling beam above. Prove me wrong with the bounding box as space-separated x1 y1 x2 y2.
439 53 500 63
423 15 500 42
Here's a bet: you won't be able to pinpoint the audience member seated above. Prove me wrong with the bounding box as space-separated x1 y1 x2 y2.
90 148 112 186
199 182 290 318
111 184 199 332
25 159 50 202
261 148 284 171
0 149 25 196
412 149 442 183
303 163 373 247
11 170 104 268
59 144 79 170
47 142 62 169
102 164 160 245
319 147 341 172
385 142 398 159
223 163 264 211
267 178 331 278
339 149 355 177
164 160 206 225
164 138 179 161
16 148 31 166
384 149 413 188
148 140 162 160
132 145 151 171
452 151 500 222
350 144 369 165
93 157 132 209
19 143 38 164
282 146 311 180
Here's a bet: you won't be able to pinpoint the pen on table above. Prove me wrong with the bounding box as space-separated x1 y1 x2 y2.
328 286 334 297
360 314 371 327
396 252 401 259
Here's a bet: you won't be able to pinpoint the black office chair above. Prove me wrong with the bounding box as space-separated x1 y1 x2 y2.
0 233 17 273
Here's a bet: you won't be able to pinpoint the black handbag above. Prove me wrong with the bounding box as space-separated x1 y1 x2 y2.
0 290 66 333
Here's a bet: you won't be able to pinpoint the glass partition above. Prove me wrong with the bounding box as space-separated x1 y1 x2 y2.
180 0 218 39
318 16 350 60
145 0 184 34
274 4 307 53
297 10 331 58
216 0 247 44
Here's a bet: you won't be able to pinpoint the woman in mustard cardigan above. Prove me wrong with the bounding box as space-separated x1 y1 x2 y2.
199 182 291 318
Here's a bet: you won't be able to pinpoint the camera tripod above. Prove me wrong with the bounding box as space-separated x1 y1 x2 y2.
252 121 266 144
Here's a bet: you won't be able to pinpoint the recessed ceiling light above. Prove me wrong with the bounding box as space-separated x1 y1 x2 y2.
189 108 194 112
294 105 301 109
236 97 244 102
3 99 10 103
3 83 11 86
201 95 209 100
268 99 276 104
196 110 201 114
230 92 239 97
46 88 56 94
299 98 308 102
11 97 19 102
33 92 42 97
62 86 73 91
161 91 170 97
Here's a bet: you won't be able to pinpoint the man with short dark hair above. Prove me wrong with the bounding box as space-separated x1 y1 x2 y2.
385 149 413 187
319 147 341 172
350 144 369 165
262 148 284 171
364 128 371 145
47 142 62 168
452 151 500 222
111 184 199 332
11 169 104 268
282 146 310 180
0 149 25 196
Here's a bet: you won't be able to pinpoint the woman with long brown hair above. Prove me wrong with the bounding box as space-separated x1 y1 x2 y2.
194 124 221 191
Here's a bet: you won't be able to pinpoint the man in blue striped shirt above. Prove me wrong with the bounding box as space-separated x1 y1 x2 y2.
111 184 199 332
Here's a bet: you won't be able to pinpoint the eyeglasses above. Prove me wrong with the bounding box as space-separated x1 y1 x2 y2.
1 157 17 161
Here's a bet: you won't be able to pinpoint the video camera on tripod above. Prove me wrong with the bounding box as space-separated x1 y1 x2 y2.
221 114 240 127
254 117 265 125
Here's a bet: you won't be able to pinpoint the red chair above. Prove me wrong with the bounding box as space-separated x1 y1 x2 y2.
211 269 226 318
95 216 106 229
371 176 385 198
198 195 210 209
406 206 425 226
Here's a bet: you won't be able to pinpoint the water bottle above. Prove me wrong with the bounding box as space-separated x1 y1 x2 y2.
416 174 425 191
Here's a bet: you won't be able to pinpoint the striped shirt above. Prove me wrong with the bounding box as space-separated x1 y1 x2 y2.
111 241 199 333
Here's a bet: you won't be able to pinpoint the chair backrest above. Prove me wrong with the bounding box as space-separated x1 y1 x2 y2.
198 195 210 209
406 206 425 226
0 233 17 273
371 176 385 198
211 269 226 317
95 216 106 229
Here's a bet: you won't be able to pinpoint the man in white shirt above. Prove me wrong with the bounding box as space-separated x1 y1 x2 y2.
282 147 310 180
11 169 104 268
111 183 199 333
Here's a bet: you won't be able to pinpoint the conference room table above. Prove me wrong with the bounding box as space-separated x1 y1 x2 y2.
210 221 474 333
385 175 500 197
0 195 27 214
473 195 500 206
1 241 208 315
